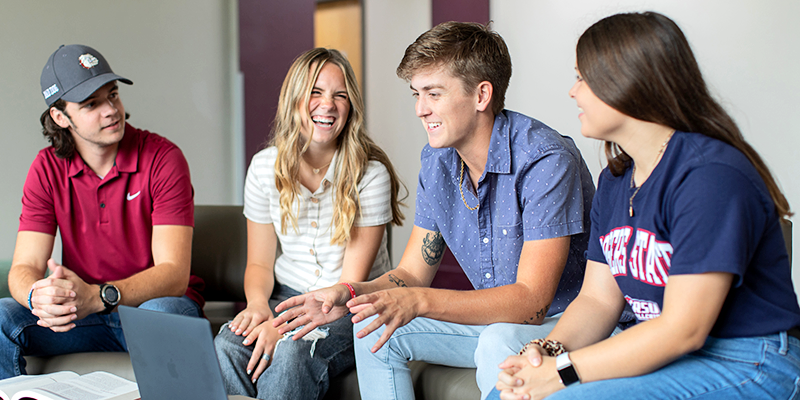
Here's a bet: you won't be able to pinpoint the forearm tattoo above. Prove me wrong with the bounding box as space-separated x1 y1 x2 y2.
421 232 446 265
388 273 408 287
522 303 551 325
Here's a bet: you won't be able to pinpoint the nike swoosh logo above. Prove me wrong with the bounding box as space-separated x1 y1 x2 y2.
127 191 141 201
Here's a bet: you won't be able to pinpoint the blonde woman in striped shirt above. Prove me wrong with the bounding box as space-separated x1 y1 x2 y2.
214 48 405 400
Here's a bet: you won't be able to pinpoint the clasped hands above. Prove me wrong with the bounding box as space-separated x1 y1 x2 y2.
272 284 420 353
29 259 98 332
495 345 565 400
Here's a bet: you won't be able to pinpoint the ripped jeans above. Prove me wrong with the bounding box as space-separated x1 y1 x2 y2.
214 284 355 400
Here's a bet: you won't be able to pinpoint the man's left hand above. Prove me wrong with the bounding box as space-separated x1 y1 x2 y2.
347 287 421 353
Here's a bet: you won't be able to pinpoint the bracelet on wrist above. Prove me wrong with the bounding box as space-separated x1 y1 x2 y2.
518 338 567 357
339 282 356 299
27 287 35 311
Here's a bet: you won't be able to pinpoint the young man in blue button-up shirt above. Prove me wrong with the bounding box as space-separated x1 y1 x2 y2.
273 22 595 399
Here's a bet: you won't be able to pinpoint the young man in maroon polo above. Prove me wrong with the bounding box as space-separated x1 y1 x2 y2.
0 44 203 379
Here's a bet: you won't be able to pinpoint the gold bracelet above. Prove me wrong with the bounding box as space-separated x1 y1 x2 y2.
518 338 567 357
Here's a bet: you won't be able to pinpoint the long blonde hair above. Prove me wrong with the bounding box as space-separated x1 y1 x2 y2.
270 48 406 245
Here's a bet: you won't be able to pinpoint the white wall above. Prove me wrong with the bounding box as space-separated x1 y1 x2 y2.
0 1 239 260
363 0 798 294
364 0 432 262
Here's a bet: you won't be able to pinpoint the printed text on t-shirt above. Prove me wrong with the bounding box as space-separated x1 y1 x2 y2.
600 227 673 286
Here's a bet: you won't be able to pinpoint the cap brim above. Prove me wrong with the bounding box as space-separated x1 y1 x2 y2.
59 73 133 104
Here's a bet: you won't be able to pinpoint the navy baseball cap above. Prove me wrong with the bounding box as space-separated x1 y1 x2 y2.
40 44 133 106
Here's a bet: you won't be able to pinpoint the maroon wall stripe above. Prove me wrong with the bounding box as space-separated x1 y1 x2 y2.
429 0 490 291
239 0 314 169
432 0 490 26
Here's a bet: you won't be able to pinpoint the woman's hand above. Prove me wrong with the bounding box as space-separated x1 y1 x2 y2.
272 284 353 339
244 320 284 383
228 301 273 337
496 354 564 400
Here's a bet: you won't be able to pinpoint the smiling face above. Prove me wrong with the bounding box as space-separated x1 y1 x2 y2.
53 81 126 152
568 67 628 140
300 62 351 150
410 66 482 150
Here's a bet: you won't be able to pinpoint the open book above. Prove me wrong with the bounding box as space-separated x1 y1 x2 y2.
0 371 139 400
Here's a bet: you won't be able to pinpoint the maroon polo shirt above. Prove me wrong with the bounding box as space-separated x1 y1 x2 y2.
19 124 203 307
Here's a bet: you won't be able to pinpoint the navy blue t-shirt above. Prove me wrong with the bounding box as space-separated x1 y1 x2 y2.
587 131 800 338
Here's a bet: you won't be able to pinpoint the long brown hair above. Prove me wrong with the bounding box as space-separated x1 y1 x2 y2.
270 48 406 245
577 11 791 218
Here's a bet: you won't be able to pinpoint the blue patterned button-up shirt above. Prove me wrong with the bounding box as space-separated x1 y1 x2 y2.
414 110 595 316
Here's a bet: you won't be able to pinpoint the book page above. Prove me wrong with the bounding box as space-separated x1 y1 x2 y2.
0 372 79 400
12 372 138 400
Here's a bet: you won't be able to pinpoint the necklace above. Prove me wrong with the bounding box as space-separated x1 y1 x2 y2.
459 159 479 210
629 130 674 217
304 158 332 175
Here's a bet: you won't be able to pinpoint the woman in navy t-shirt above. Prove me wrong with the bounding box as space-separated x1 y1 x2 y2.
489 11 800 400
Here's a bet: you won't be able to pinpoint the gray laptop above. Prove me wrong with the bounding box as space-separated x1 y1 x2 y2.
119 305 253 400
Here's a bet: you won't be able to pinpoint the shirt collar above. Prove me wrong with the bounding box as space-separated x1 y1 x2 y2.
485 111 512 175
66 123 140 178
114 123 139 173
448 111 512 183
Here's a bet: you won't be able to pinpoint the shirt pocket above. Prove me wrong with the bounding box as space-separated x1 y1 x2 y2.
492 222 524 284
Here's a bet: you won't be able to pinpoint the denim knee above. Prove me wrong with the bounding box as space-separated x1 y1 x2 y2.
138 296 201 317
0 298 38 338
214 324 242 354
476 323 525 361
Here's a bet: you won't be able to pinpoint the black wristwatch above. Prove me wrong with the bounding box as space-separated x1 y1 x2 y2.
99 284 121 314
556 352 580 386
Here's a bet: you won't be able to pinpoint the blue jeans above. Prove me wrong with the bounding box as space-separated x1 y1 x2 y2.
486 332 800 399
354 314 563 400
0 295 201 379
214 284 355 400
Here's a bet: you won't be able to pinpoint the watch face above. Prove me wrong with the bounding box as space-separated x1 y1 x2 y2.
104 286 120 303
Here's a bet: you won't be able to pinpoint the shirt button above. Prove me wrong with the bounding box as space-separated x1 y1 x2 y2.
502 229 507 235
310 197 319 203
100 203 105 209
309 249 315 255
315 269 321 277
311 221 318 228
485 273 492 279
482 238 489 244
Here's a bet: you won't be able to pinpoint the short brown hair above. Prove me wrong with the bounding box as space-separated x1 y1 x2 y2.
396 21 511 115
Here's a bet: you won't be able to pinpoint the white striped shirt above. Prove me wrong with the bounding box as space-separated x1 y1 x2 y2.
244 147 393 293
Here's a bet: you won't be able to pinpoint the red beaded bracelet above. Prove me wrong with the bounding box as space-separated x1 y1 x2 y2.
339 282 356 299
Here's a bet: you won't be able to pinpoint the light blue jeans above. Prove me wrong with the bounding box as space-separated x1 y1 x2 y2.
214 284 355 400
354 314 563 400
0 295 201 379
486 332 800 399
